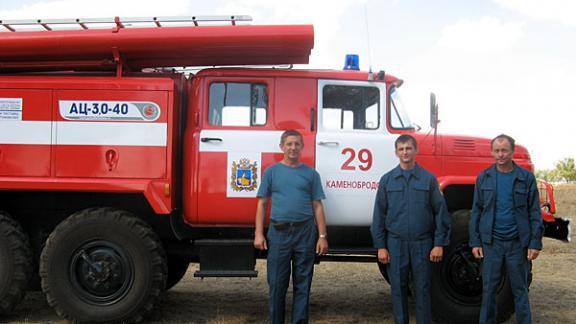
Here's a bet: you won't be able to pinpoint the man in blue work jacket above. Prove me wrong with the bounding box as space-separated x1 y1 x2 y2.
254 129 329 324
371 134 451 324
469 134 543 324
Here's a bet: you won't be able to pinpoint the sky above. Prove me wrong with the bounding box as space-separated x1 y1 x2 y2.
1 0 575 169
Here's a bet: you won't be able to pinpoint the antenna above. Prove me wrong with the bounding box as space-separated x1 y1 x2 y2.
364 3 373 78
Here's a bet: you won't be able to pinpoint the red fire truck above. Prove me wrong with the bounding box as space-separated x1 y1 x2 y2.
0 16 570 323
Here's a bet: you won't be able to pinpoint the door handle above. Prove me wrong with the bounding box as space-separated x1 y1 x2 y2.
105 149 119 171
201 137 223 143
318 141 339 146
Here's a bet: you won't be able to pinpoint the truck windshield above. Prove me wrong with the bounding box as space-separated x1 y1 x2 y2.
389 86 414 129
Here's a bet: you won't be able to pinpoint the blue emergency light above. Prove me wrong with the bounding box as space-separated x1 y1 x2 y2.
343 54 360 70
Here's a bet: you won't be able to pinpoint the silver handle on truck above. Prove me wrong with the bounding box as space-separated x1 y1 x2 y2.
201 137 223 143
318 141 339 146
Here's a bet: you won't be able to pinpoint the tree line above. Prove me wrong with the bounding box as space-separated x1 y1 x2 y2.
535 158 576 182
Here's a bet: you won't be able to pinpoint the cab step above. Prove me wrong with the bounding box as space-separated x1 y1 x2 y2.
193 239 257 278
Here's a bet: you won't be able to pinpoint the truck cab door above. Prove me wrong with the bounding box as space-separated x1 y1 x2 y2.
316 80 397 226
194 77 281 225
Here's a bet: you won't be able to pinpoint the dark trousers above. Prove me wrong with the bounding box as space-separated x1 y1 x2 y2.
480 237 531 324
267 218 317 324
387 236 433 324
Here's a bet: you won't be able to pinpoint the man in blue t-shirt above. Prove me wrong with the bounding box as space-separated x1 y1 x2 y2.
469 134 543 324
254 129 328 324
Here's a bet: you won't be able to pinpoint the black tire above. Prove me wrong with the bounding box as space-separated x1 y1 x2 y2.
431 209 515 323
0 211 33 314
165 255 189 290
40 208 167 323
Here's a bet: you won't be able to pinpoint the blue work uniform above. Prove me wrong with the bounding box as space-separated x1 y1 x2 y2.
258 162 325 324
469 163 543 324
371 163 450 324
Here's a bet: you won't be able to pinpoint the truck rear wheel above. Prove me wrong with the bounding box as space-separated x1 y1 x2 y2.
431 209 515 323
40 208 167 323
0 211 33 314
166 255 189 290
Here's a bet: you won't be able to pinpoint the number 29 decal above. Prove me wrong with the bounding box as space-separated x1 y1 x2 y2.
341 148 373 171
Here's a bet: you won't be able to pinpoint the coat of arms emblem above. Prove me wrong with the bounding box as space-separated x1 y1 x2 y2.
230 158 258 192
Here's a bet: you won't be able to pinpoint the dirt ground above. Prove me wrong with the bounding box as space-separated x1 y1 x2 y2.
3 186 575 324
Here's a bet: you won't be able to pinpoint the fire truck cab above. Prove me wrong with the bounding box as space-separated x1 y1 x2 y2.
0 16 570 323
187 67 402 228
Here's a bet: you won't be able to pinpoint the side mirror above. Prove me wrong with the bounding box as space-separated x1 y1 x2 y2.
430 92 439 129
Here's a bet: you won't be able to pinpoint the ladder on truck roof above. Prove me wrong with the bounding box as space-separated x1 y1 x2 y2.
0 15 313 75
0 15 252 32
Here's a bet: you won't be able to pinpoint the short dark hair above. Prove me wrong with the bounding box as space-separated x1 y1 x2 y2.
280 129 303 145
395 134 417 150
491 134 515 151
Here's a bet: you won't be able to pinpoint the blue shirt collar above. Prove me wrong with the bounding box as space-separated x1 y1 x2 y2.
392 163 422 180
486 161 526 181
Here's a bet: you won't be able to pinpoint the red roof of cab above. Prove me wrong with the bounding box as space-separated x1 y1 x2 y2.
195 68 400 84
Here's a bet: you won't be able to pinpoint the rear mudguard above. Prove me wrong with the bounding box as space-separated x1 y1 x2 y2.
539 179 571 242
543 217 571 242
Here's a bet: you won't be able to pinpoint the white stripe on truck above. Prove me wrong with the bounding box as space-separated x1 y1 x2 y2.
0 120 52 145
0 120 167 146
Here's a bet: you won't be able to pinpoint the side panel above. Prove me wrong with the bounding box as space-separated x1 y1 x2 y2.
0 89 52 176
53 90 168 179
0 77 177 215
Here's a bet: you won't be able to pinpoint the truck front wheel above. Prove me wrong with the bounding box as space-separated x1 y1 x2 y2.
40 208 167 323
0 211 33 314
431 209 515 323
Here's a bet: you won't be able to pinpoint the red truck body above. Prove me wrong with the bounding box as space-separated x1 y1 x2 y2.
0 17 569 323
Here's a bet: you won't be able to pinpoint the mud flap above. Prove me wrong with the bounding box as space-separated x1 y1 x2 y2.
543 217 571 242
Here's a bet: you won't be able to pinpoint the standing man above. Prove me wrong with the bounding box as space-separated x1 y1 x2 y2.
254 129 328 324
371 134 451 324
469 134 543 324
